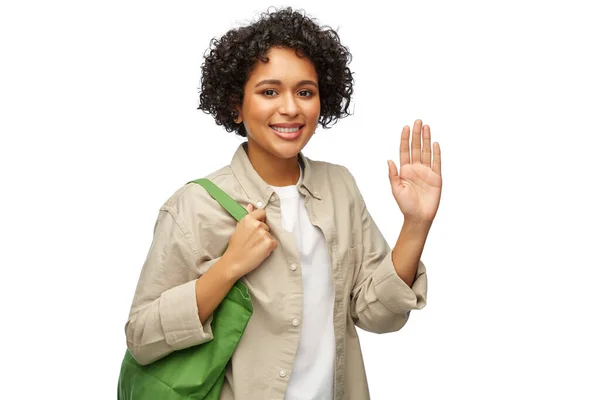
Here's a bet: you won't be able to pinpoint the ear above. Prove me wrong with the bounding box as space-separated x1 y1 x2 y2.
233 106 242 124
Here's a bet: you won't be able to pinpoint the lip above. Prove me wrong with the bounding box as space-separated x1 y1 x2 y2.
270 123 304 128
270 125 304 140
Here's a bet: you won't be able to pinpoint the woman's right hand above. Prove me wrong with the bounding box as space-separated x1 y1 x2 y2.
223 203 278 280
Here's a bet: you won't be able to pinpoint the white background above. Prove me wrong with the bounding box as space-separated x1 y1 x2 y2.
1 0 599 398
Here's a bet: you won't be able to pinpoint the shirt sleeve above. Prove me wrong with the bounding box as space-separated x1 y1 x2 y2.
344 167 428 334
124 206 214 365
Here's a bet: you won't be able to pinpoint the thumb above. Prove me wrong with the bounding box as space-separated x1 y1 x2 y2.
246 203 254 212
387 160 398 179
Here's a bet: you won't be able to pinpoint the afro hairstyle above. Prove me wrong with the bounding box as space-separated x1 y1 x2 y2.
197 7 354 137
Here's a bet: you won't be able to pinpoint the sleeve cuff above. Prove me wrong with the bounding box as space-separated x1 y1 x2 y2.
159 279 214 350
372 252 428 314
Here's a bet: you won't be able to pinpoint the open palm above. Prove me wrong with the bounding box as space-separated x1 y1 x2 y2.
387 120 442 223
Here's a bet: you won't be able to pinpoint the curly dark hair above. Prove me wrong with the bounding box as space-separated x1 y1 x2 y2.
197 7 354 137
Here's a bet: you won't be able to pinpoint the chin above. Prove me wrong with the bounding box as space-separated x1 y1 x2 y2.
271 143 304 160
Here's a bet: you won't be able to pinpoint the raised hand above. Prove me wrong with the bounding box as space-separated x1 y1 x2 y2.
387 119 442 224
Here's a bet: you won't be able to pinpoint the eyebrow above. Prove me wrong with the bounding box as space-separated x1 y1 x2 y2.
254 79 318 88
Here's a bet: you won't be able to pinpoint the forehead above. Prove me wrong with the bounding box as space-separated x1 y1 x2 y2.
246 47 318 83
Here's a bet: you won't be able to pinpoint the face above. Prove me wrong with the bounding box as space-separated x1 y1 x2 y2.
236 46 320 162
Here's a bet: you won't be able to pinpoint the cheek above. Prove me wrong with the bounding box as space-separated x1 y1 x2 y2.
302 100 321 123
242 96 273 122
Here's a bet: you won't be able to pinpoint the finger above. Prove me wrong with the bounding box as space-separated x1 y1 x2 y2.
259 232 277 249
422 124 432 168
241 204 254 224
259 222 270 232
412 119 423 163
387 160 398 179
251 208 267 222
432 142 442 175
269 238 278 252
399 125 410 167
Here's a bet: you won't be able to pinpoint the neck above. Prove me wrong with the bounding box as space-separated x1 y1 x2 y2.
245 140 300 186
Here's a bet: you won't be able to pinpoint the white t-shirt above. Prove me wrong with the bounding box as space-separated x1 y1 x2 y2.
269 166 335 400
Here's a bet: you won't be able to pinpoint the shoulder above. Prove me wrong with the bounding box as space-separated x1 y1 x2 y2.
160 164 244 227
306 157 360 195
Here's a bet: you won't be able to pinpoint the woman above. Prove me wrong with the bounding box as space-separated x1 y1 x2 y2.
125 7 442 399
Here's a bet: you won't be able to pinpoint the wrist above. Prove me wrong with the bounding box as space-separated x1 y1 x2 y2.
400 218 432 239
218 252 243 283
403 217 432 229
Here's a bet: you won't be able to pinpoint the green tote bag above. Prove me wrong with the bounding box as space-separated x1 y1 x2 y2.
118 178 253 400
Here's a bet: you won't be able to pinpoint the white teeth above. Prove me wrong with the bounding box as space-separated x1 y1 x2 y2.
272 126 300 133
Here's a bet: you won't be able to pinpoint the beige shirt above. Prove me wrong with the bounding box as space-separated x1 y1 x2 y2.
125 143 428 400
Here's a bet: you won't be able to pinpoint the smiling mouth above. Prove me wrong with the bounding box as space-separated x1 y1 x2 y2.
270 125 304 133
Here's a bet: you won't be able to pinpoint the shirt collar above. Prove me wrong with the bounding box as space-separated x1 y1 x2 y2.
230 142 322 206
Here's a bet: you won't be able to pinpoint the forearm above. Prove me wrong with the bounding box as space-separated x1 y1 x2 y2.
391 220 431 287
195 254 239 324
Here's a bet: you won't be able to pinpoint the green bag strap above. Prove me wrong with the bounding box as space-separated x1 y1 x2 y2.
188 178 248 222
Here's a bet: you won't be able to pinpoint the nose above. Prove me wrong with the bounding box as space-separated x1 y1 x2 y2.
278 92 299 117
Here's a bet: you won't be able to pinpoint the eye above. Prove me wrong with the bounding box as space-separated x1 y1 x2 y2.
298 90 313 97
262 89 277 97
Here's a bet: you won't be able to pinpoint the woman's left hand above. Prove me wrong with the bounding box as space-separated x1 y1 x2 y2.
387 119 442 224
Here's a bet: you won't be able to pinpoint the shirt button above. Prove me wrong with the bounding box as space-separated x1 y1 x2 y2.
290 264 297 271
256 201 263 207
292 318 300 326
279 369 287 378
